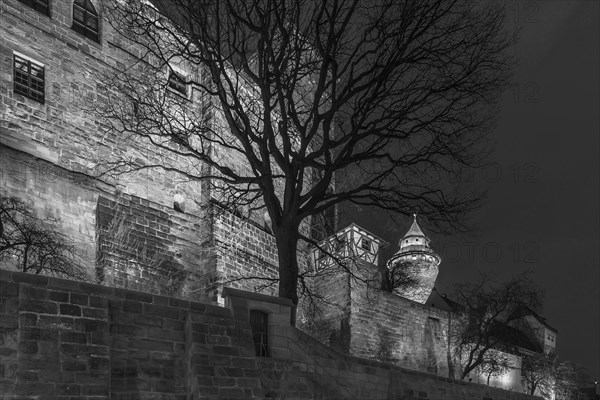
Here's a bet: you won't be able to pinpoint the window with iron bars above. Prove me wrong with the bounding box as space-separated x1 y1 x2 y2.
14 55 45 104
249 310 269 357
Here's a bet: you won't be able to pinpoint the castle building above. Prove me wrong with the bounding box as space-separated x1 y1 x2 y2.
307 218 558 393
1 0 284 303
386 214 441 303
0 0 555 396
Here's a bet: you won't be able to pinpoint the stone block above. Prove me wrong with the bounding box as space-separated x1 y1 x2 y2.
129 338 173 352
19 299 57 314
70 293 89 306
82 307 107 319
55 383 81 395
48 290 69 302
143 303 181 319
12 273 49 286
59 303 81 316
89 296 108 308
122 300 143 313
19 285 48 300
0 282 19 298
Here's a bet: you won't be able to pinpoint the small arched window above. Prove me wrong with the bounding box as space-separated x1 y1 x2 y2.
72 0 99 43
249 310 269 357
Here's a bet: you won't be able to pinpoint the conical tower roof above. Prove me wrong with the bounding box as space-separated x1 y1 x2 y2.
398 214 430 249
402 214 426 240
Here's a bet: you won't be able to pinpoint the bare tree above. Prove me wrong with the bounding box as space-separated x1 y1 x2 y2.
553 361 585 400
521 352 558 399
451 273 543 379
97 0 516 308
0 194 88 280
474 348 512 386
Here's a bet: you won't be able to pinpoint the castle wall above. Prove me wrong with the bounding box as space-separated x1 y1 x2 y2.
298 265 352 353
95 193 213 301
349 282 453 376
0 269 542 400
0 145 101 276
0 0 290 300
1 0 205 213
212 208 280 301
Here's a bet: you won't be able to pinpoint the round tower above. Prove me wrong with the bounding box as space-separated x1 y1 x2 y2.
386 214 441 303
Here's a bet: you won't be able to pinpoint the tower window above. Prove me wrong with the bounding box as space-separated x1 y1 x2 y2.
335 236 346 252
361 237 371 251
13 54 45 104
249 310 269 357
168 71 188 97
18 0 50 15
72 0 99 43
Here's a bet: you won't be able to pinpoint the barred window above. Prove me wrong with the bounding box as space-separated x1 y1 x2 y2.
249 310 269 357
13 55 45 104
72 0 99 43
168 72 188 97
18 0 50 15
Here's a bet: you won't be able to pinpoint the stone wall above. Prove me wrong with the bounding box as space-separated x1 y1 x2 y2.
0 269 542 400
306 269 526 392
0 145 102 277
350 282 453 376
0 0 205 214
212 208 280 301
0 0 312 303
95 193 213 301
0 269 262 399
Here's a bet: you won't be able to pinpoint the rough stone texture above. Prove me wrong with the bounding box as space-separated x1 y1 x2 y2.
0 0 305 304
0 269 542 400
349 282 453 376
0 145 102 277
212 208 280 301
0 0 205 213
0 269 264 400
303 264 528 392
95 193 213 301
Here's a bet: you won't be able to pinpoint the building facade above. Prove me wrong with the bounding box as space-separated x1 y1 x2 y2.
0 0 555 396
1 0 285 303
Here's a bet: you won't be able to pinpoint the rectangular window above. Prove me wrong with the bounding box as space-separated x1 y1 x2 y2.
14 54 45 104
72 0 100 43
168 71 188 97
361 237 371 251
250 310 269 357
18 0 50 16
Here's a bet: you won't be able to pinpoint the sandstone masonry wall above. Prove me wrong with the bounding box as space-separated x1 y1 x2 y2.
350 283 453 376
213 208 279 299
0 0 312 302
1 0 205 213
0 269 542 400
0 269 263 399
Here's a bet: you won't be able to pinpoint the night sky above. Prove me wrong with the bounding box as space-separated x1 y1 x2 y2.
349 1 599 381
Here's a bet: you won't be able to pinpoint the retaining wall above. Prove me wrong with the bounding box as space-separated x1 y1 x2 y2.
0 269 542 400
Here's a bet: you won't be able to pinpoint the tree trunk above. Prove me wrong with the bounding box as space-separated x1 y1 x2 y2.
274 225 300 325
530 382 537 395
